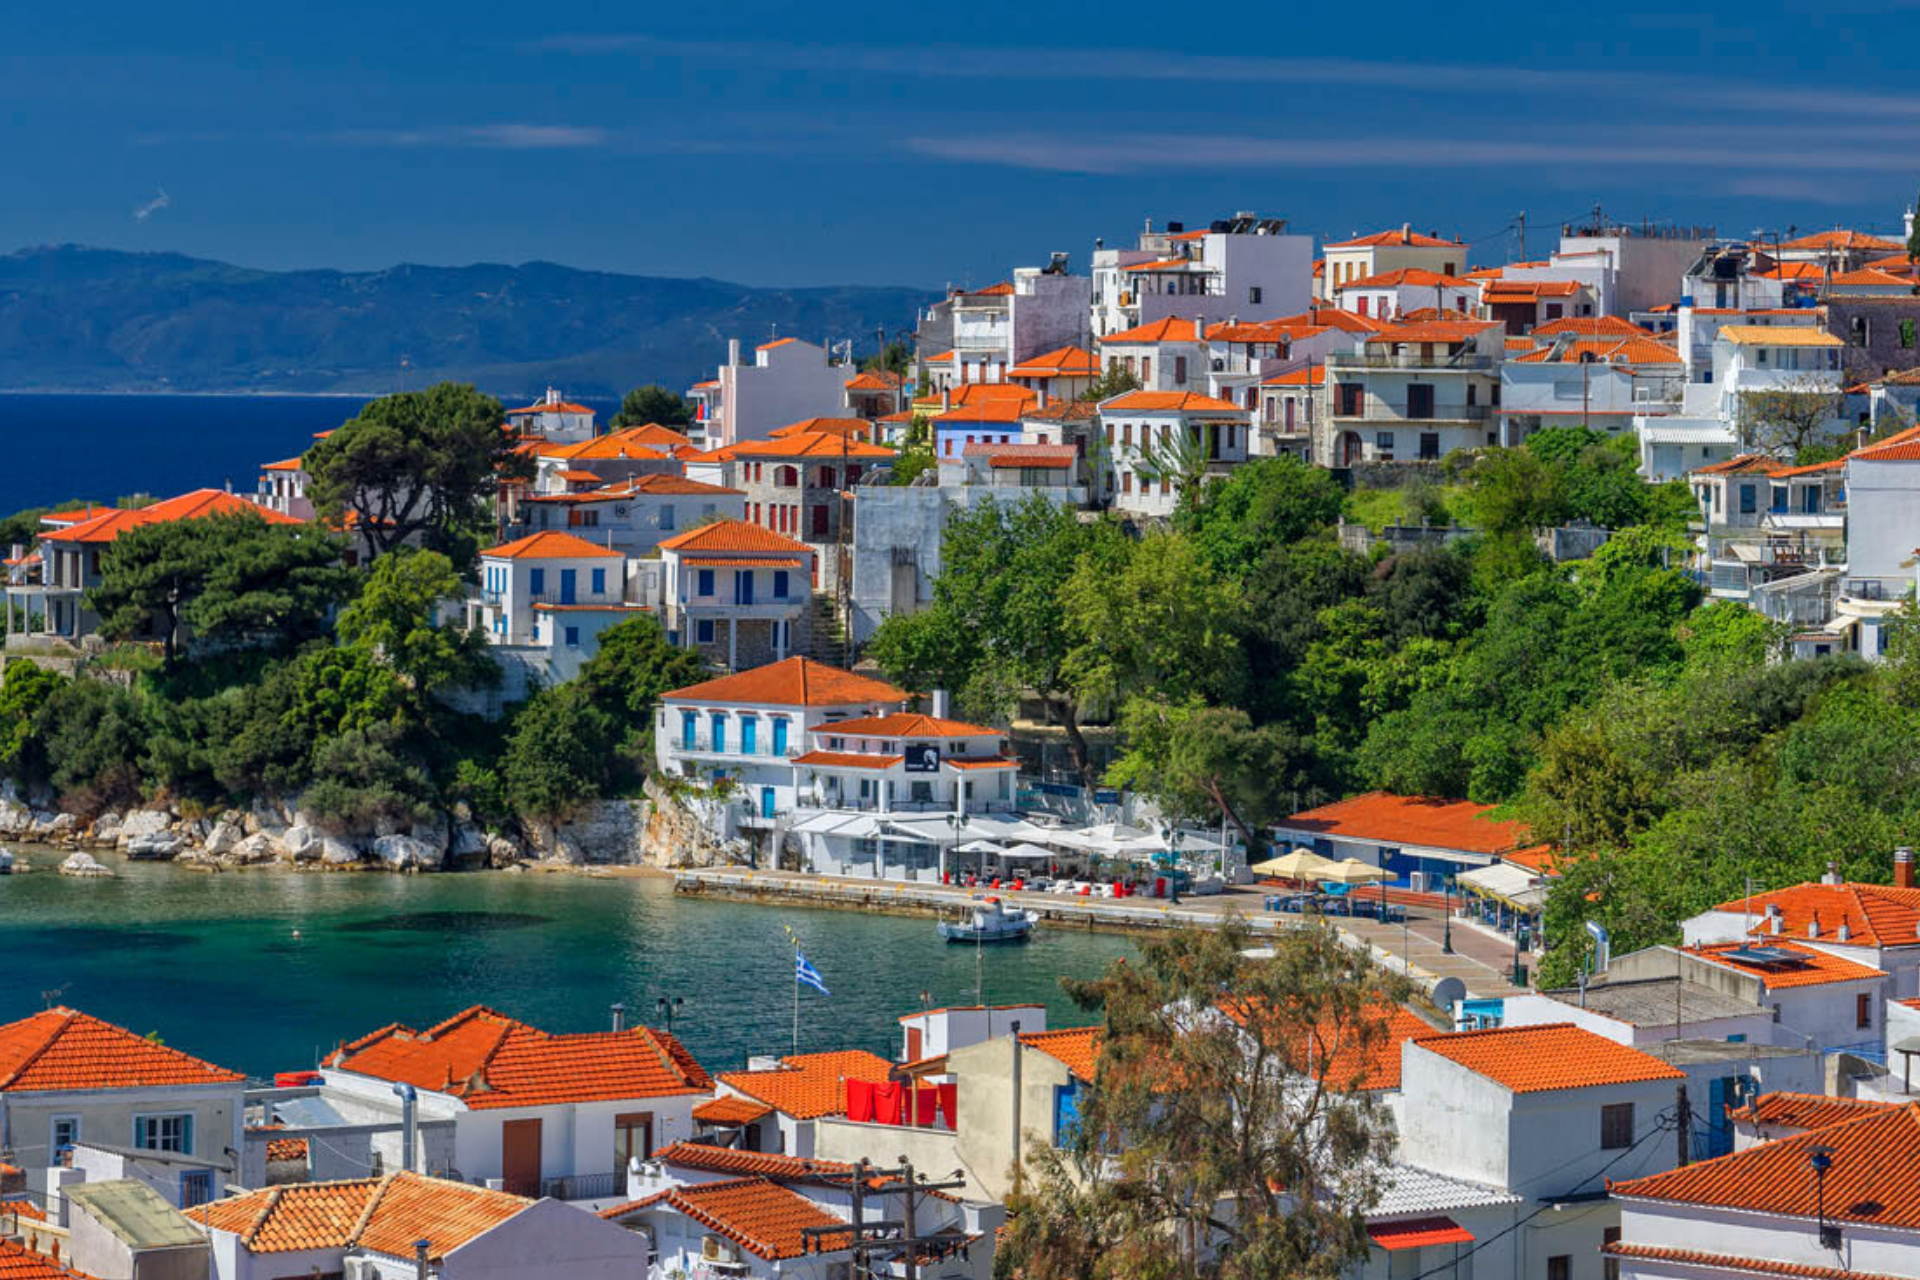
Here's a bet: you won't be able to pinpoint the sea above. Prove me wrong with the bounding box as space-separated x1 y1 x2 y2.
0 392 623 518
0 851 1133 1078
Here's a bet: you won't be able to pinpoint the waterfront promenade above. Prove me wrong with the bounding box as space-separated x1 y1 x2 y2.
672 867 1527 999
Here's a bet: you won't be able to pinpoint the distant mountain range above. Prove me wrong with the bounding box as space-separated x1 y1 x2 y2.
0 245 937 395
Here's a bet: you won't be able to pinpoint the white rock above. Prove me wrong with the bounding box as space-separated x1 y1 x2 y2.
282 826 319 861
127 832 184 858
319 836 361 866
118 810 171 844
371 834 439 871
486 834 526 868
408 816 449 856
58 851 114 878
233 833 279 864
450 822 489 858
204 821 242 855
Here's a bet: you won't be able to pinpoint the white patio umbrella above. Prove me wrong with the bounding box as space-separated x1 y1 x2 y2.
1320 857 1394 913
1248 849 1336 880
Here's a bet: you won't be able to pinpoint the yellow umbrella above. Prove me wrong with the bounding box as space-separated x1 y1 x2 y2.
1249 849 1335 880
1319 858 1392 885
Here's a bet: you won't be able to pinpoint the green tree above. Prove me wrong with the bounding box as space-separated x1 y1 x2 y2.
999 923 1408 1280
0 663 64 778
32 678 150 810
334 549 495 697
577 615 706 772
1106 698 1308 849
1079 362 1142 402
186 518 355 653
1133 424 1214 509
1176 457 1345 581
85 519 217 667
502 684 615 819
301 725 435 835
1459 446 1567 534
305 383 530 566
610 384 693 429
1735 377 1845 455
861 340 912 376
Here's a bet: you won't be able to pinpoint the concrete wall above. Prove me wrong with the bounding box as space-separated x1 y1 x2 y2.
1617 1200 1920 1280
1821 298 1920 381
1560 233 1709 317
1845 455 1920 583
439 1198 654 1280
1009 271 1093 363
942 1036 1078 1201
7 1083 245 1186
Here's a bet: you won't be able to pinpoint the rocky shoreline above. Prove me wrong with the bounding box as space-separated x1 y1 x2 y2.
0 777 755 875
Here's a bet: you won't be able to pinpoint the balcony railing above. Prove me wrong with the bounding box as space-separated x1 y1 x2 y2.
676 736 805 759
1329 352 1497 371
1332 403 1493 423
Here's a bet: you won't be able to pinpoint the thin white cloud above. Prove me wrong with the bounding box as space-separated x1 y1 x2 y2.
323 124 609 149
131 188 170 221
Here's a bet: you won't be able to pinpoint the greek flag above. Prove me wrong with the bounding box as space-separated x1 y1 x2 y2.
795 952 830 997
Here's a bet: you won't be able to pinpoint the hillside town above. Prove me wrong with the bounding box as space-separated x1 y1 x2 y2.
9 199 1920 1280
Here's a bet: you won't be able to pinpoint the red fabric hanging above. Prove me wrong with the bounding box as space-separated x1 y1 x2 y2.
916 1087 940 1128
937 1082 959 1131
845 1078 875 1123
872 1080 904 1125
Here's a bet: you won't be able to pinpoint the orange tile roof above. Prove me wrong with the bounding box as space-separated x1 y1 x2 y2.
0 1007 243 1092
1287 306 1387 334
326 1005 710 1108
1708 882 1920 948
646 1142 851 1182
844 370 904 391
1514 337 1681 366
966 444 1078 468
194 1172 528 1259
790 751 901 769
39 490 303 545
769 417 873 440
523 475 746 504
659 520 813 556
1336 267 1477 291
718 1050 895 1120
1778 229 1902 252
1690 453 1791 477
1529 316 1651 338
0 1240 83 1280
944 756 1017 770
1413 1024 1683 1093
1024 400 1100 423
1612 1102 1920 1228
758 337 800 350
1125 258 1204 272
1261 366 1326 386
1203 320 1292 343
945 383 1037 408
693 1096 774 1125
1688 941 1886 989
0 1201 45 1223
727 433 894 460
1365 319 1501 345
555 468 602 483
933 402 1030 425
1099 317 1202 344
969 281 1015 296
1728 1091 1897 1132
1007 346 1100 378
677 556 808 568
508 399 593 415
1019 1027 1101 1082
1851 423 1920 463
1827 268 1914 288
823 712 999 738
1101 390 1244 413
265 1136 309 1162
665 657 904 709
1325 228 1465 249
1480 280 1581 299
1279 792 1527 856
611 1177 856 1260
261 457 304 472
1605 1243 1908 1280
478 529 621 560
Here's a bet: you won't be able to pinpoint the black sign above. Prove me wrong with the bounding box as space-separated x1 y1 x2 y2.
903 744 941 773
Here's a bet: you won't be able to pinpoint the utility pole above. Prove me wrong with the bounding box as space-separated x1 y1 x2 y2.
1677 1083 1693 1167
801 1157 973 1279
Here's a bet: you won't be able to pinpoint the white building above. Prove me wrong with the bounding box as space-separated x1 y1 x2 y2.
321 1005 713 1201
1395 1024 1688 1280
1605 940 1888 1058
514 474 745 558
1320 227 1468 301
505 387 596 443
472 529 650 690
1096 390 1250 518
1501 333 1683 446
0 1007 246 1212
656 519 814 670
1096 316 1207 392
195 1170 652 1280
699 338 858 448
1333 268 1480 323
1324 318 1505 464
1092 214 1312 338
1683 867 1920 1000
706 1050 898 1160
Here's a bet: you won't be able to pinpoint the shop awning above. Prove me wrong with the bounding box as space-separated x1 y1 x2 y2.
1456 862 1546 910
998 843 1057 860
1368 1216 1474 1251
790 812 884 838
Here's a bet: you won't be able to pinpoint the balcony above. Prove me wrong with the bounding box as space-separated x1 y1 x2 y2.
1332 403 1493 424
674 736 806 760
1329 352 1497 371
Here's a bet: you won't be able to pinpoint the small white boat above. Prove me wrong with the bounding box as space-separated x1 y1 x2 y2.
938 896 1037 944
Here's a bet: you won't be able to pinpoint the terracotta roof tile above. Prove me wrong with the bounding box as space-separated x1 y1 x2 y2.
39 490 303 545
1778 229 1903 252
1411 1023 1683 1093
326 1006 710 1108
790 751 903 770
1531 316 1652 338
478 530 622 560
1019 1027 1101 1082
1006 346 1099 378
1325 229 1465 249
943 756 1016 770
1688 941 1886 989
768 417 873 440
508 399 593 415
932 402 1031 425
968 281 1015 296
0 1201 45 1223
692 1096 774 1125
1717 325 1842 348
609 1177 855 1260
718 1050 895 1120
0 1007 243 1092
1279 792 1527 856
1709 882 1920 947
664 657 904 709
1335 267 1477 291
821 713 999 738
0 1240 85 1280
1829 268 1913 288
758 337 800 350
727 433 894 460
1101 390 1244 413
1603 1243 1906 1280
1612 1102 1920 1227
1851 423 1920 463
1728 1091 1897 1132
194 1172 528 1259
658 520 813 555
844 371 904 391
648 1142 851 1181
965 444 1078 468
1365 319 1501 345
1262 366 1326 386
1098 317 1202 344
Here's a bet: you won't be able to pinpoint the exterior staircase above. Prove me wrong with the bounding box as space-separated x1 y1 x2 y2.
808 591 852 667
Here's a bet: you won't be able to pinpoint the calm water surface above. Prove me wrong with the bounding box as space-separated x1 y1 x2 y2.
0 850 1132 1077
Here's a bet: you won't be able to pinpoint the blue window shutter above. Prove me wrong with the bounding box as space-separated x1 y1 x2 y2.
681 712 696 749
530 568 545 594
774 570 789 599
592 568 606 594
565 626 580 646
1054 1084 1081 1146
773 718 788 755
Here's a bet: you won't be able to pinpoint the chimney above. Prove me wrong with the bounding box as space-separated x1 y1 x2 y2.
1769 913 1783 935
1808 912 1821 939
1036 384 1049 409
1838 921 1852 942
728 338 741 368
941 388 952 412
1897 846 1914 890
1823 860 1843 886
932 689 951 720
611 1002 626 1033
391 1082 417 1172
415 1239 432 1280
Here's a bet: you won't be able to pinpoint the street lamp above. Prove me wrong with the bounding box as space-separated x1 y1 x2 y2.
1442 879 1454 954
1810 1145 1842 1251
656 996 685 1035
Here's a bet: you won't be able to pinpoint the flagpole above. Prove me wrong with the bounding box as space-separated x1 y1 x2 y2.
784 924 800 1054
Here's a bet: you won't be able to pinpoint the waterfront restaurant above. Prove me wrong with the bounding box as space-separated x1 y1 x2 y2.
1269 791 1532 894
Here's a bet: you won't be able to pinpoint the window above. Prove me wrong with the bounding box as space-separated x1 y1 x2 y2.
1054 1083 1083 1146
696 619 715 644
1603 1228 1621 1280
773 570 790 599
1852 316 1871 347
1466 382 1477 406
659 503 675 531
1175 356 1188 383
1739 484 1756 515
696 568 715 597
1248 286 1263 304
1407 384 1435 419
1375 431 1395 451
1141 357 1152 382
528 567 545 595
772 718 789 755
1803 487 1820 514
1858 992 1873 1029
179 1170 214 1209
710 714 726 753
50 1116 79 1155
1600 1102 1634 1150
563 625 580 646
1548 1258 1571 1280
614 1112 655 1168
1122 424 1132 448
680 711 696 750
134 1113 193 1154
1770 486 1788 514
741 717 758 755
591 568 606 595
1420 433 1440 460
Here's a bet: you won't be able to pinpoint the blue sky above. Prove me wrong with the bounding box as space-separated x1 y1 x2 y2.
6 0 1919 288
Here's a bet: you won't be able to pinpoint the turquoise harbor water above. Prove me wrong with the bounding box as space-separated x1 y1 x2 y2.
0 851 1133 1078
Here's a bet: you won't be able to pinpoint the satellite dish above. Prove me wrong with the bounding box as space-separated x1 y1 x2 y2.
1430 976 1467 1018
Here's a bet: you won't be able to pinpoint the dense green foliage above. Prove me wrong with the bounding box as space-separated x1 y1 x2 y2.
610 384 693 429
